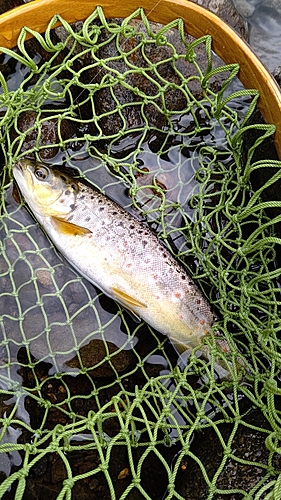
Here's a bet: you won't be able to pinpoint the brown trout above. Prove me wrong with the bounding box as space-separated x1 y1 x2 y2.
13 158 231 368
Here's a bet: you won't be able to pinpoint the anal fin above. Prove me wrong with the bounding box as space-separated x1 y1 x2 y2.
111 286 147 322
111 287 147 310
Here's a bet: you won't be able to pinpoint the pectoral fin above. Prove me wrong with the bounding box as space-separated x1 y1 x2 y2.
123 308 142 323
52 216 92 236
111 286 147 310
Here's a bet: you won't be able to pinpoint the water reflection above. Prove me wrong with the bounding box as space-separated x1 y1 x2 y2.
0 426 22 476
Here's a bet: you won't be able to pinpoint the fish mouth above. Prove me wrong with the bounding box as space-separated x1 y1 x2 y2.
13 161 24 172
14 157 34 172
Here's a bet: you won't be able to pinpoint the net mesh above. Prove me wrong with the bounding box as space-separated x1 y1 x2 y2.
1 7 281 500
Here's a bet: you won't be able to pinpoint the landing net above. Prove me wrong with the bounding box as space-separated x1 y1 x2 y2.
1 7 281 499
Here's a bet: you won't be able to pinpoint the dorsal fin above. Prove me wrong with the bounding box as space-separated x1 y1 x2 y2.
52 216 92 236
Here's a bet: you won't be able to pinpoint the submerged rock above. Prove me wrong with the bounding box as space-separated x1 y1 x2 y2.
10 110 76 159
0 0 24 14
1 0 248 158
67 339 137 377
232 0 255 18
175 407 281 499
51 0 248 145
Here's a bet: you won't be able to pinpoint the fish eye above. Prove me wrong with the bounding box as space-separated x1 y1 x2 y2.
34 166 49 181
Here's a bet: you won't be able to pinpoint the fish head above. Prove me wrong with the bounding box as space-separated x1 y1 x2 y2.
13 158 79 217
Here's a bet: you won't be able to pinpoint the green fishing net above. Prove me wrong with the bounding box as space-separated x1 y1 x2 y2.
1 6 281 500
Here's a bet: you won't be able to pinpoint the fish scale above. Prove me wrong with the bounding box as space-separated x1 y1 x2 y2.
13 159 219 356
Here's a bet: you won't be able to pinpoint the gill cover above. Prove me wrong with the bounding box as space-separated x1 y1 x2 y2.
13 159 79 218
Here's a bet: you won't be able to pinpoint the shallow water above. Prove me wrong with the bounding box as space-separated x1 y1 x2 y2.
0 20 252 382
1 120 239 379
0 3 279 388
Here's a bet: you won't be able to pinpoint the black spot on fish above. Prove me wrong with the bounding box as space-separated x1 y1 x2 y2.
65 190 71 196
60 175 67 181
71 184 77 191
142 240 148 247
70 204 75 210
90 195 95 199
80 195 85 200
129 224 135 230
181 275 186 280
85 216 91 222
99 207 104 212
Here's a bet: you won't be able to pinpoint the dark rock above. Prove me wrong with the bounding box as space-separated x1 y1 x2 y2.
0 0 24 14
51 455 67 484
52 4 246 151
10 110 76 159
0 57 17 78
66 339 136 377
90 18 235 139
29 455 49 477
175 407 281 499
272 65 281 87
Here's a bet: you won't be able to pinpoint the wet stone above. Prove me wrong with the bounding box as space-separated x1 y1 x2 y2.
175 407 281 499
245 0 281 72
10 110 76 160
0 0 24 14
35 269 53 287
51 455 67 484
67 339 136 377
88 18 229 139
52 0 247 149
29 455 49 477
